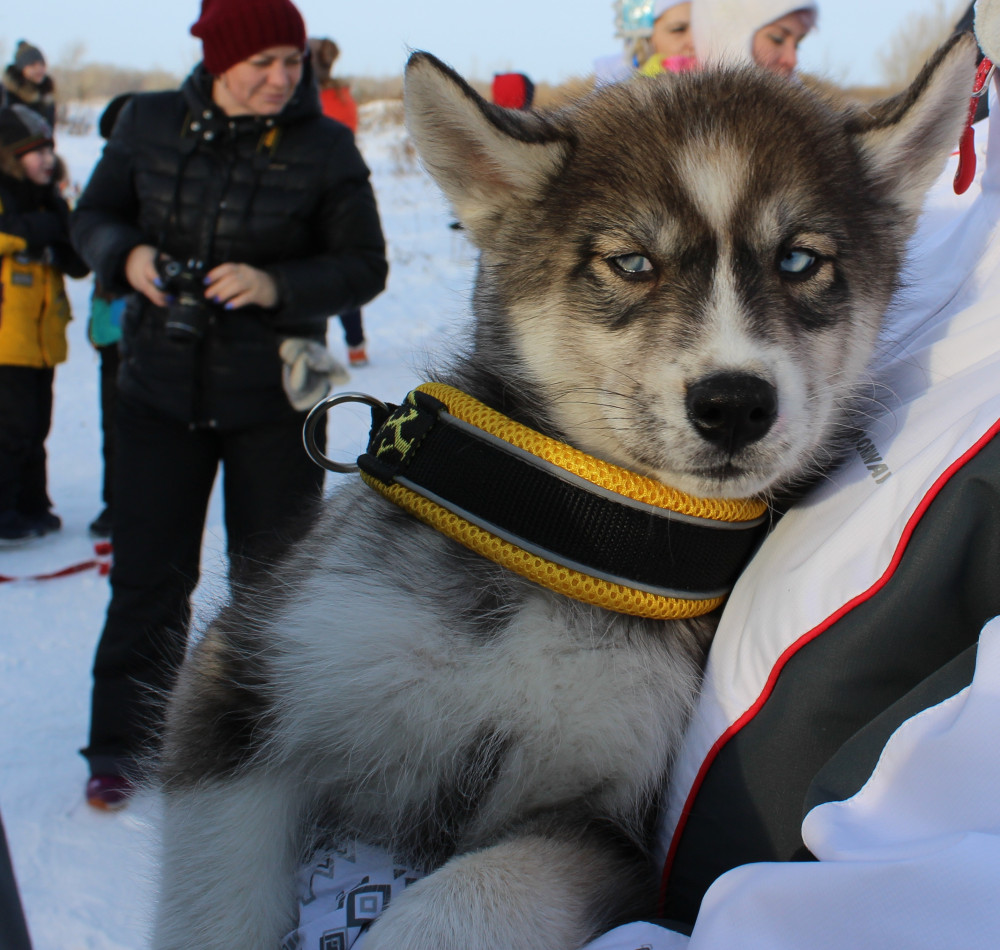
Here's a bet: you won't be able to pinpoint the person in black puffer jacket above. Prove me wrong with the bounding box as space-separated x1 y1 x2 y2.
71 0 388 810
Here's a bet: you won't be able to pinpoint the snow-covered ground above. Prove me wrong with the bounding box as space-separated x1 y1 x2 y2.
0 101 476 950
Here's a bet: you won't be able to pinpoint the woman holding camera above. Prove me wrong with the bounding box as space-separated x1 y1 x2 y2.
71 0 388 809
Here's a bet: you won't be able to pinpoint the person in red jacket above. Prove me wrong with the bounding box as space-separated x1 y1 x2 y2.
491 72 535 110
309 37 369 367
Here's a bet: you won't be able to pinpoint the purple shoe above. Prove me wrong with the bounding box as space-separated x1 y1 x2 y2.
85 774 134 811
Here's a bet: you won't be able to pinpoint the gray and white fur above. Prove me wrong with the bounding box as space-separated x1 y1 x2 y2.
152 36 977 950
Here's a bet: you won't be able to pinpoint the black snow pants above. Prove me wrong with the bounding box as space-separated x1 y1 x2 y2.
0 366 54 518
96 343 119 511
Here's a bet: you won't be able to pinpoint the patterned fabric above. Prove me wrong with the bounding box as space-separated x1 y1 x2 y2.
282 842 424 950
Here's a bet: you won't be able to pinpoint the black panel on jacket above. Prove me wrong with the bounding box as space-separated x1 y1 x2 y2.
804 644 977 815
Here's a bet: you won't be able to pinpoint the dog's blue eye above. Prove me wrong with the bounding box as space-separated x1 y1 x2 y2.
780 249 817 275
610 254 653 275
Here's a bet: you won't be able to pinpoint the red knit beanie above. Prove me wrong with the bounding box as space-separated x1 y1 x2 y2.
190 0 307 76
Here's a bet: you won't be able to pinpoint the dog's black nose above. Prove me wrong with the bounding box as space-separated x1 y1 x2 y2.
686 372 778 454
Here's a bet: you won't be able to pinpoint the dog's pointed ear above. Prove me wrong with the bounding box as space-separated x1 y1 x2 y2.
404 52 570 233
848 32 978 221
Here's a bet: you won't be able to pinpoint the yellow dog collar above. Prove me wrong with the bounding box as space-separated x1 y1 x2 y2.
349 383 769 620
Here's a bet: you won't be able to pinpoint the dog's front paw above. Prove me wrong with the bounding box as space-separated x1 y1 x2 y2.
361 836 625 950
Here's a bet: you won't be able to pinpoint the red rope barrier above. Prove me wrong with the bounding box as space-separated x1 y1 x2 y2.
0 542 112 584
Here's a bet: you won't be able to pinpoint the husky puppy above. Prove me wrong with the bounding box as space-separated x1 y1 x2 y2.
153 36 976 950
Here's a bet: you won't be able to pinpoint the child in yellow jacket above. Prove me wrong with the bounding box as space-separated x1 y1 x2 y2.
0 104 87 543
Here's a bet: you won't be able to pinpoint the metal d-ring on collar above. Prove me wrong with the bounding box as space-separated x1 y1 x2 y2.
303 391 388 474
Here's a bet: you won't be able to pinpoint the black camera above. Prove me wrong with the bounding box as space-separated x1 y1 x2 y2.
154 254 213 342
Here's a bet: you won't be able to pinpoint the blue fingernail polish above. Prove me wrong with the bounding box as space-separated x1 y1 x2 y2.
225 301 234 309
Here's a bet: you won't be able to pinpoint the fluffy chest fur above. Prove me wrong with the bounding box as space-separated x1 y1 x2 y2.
208 484 713 863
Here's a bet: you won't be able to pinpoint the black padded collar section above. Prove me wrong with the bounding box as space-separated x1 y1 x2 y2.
359 391 769 601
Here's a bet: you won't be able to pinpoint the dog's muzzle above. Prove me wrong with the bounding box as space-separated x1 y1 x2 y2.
304 383 770 620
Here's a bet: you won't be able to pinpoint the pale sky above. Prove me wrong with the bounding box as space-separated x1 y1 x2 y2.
2 0 973 89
